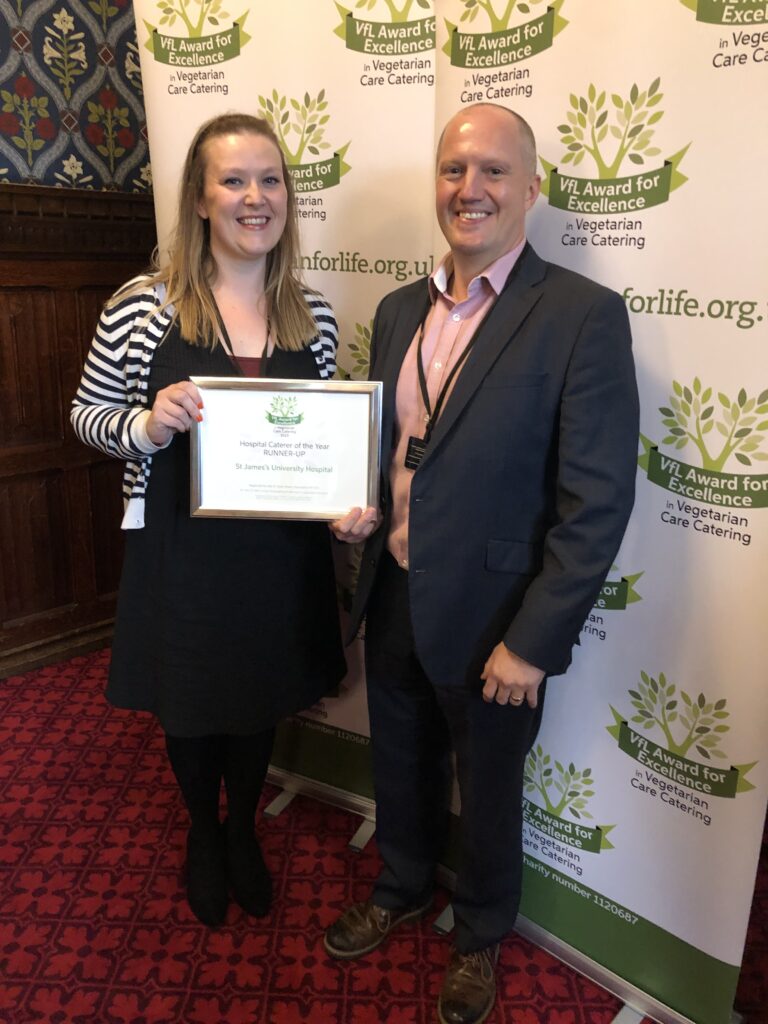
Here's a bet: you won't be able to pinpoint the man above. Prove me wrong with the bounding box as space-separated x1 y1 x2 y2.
326 104 639 1024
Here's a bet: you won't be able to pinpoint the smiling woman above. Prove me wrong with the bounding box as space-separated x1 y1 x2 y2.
196 133 288 280
158 113 318 355
69 113 347 929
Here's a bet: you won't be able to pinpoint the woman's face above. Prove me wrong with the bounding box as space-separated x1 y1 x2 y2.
196 131 288 268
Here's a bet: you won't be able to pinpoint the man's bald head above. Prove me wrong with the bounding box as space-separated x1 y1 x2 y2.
434 102 542 289
436 104 537 177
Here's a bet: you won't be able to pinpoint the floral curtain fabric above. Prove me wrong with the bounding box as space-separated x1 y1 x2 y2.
0 1 150 192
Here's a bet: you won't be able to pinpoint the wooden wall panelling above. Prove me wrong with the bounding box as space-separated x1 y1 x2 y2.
0 183 156 675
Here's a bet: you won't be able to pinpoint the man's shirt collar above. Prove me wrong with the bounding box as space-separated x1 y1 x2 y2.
428 240 527 304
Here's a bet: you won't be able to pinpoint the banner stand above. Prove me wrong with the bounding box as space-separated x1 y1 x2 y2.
133 2 767 1021
262 786 298 820
612 1010 646 1024
264 770 744 1024
514 915 695 1024
266 767 375 823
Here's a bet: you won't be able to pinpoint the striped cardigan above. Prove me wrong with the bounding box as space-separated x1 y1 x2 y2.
71 278 339 529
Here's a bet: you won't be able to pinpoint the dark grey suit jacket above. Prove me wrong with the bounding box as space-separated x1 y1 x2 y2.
350 244 640 687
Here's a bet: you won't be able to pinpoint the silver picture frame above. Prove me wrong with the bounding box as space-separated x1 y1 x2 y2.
189 377 382 520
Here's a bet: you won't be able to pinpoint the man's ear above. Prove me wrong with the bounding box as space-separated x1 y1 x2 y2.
526 175 542 211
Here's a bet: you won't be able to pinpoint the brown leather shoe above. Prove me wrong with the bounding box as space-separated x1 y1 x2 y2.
323 899 430 959
437 944 499 1024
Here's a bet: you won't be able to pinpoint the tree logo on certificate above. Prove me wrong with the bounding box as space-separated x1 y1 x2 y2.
539 78 690 215
606 671 757 798
258 89 351 194
333 1 436 54
266 395 303 427
638 377 768 508
678 0 768 24
523 745 615 852
442 0 568 68
142 0 251 66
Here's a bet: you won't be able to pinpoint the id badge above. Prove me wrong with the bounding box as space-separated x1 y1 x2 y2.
405 435 427 471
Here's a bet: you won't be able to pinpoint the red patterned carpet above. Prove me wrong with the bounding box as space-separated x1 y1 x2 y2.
0 650 765 1024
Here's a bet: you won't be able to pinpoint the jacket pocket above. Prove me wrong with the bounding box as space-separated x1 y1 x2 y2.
485 538 539 575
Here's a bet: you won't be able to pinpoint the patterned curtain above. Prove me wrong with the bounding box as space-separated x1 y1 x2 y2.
0 1 150 192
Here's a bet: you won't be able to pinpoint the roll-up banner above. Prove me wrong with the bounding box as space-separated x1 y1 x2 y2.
132 3 767 1022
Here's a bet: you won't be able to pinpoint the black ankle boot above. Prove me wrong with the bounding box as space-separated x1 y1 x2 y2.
186 825 228 927
224 818 272 917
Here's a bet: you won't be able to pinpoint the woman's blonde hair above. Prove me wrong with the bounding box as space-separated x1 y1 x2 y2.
121 113 316 351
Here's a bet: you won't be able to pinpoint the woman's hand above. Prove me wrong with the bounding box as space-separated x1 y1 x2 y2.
145 380 203 447
329 506 380 543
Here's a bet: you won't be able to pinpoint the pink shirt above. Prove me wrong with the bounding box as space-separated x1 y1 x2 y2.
387 242 526 569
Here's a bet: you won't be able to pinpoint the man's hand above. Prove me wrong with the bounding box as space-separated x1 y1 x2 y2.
329 506 380 544
481 643 545 708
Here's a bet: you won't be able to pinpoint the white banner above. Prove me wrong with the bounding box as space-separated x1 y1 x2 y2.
132 1 768 1020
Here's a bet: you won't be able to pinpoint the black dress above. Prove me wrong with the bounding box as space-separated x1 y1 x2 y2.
107 324 347 737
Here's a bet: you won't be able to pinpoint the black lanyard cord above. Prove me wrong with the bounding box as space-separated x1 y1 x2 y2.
214 303 271 372
415 310 480 443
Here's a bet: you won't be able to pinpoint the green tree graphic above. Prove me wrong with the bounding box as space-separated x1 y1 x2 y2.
524 746 595 820
660 378 768 470
155 0 230 37
556 78 664 178
628 672 730 761
258 90 331 166
353 0 430 22
269 396 298 419
337 321 372 381
457 0 552 30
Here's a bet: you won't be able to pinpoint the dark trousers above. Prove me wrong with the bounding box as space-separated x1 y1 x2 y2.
365 553 545 953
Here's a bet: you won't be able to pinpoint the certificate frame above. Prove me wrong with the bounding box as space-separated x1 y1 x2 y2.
189 377 382 520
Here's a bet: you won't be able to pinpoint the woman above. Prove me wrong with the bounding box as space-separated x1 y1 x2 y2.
71 113 347 927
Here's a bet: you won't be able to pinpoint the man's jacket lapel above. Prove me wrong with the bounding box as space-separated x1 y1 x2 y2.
421 246 547 465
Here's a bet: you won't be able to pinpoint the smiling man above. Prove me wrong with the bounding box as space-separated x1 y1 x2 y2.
326 104 639 1024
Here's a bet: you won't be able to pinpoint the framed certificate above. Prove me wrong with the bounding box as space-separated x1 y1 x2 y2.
189 377 382 520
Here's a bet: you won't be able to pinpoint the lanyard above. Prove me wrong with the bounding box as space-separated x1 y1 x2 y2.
415 308 480 444
404 246 528 470
404 285 506 472
214 304 271 373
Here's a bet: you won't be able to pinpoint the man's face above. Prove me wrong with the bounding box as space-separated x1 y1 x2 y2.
435 106 540 276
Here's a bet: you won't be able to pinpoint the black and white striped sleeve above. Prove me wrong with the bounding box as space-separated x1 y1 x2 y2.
71 286 164 460
305 291 339 379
